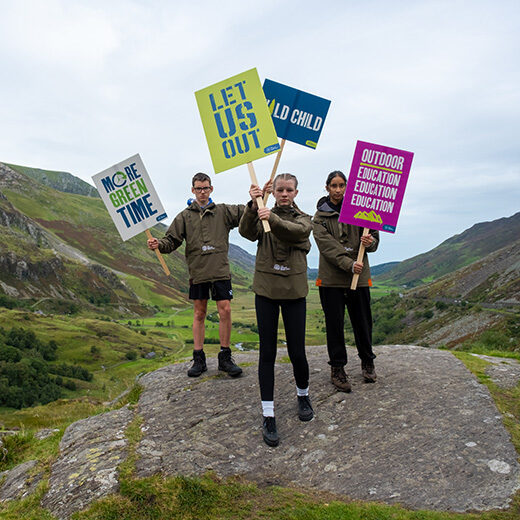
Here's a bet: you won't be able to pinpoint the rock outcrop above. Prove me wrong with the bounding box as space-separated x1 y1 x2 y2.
135 345 520 513
40 406 133 519
0 460 42 502
1 345 519 519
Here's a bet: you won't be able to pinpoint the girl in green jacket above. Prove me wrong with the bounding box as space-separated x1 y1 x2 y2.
239 174 313 447
313 171 379 392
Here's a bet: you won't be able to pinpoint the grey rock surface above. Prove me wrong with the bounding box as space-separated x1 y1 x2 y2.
41 406 133 520
136 345 520 512
0 460 42 502
470 353 520 389
422 313 501 347
34 428 60 441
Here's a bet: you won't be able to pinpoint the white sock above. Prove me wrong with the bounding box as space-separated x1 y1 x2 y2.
261 400 274 417
297 386 309 397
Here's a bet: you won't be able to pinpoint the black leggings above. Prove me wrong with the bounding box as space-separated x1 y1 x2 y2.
255 294 309 401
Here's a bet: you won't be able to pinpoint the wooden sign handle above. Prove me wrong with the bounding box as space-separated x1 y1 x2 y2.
146 229 171 276
263 138 286 206
247 162 271 233
350 228 370 290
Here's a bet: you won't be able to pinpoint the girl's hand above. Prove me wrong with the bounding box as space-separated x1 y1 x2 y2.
360 234 374 247
249 184 263 209
353 261 363 274
258 207 270 221
262 180 273 196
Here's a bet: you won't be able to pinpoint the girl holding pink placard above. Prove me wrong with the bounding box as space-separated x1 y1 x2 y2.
313 171 380 392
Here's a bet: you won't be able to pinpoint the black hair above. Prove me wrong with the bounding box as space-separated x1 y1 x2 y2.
273 173 298 189
325 170 346 186
192 172 212 186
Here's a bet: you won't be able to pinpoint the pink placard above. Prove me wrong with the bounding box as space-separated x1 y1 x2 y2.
339 140 414 233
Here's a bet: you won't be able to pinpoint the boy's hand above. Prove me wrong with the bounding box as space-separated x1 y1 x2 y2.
147 237 159 250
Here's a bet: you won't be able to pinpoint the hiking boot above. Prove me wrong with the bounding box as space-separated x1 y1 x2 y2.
187 350 207 377
297 395 314 421
218 349 243 377
331 366 352 392
262 416 279 447
362 360 377 383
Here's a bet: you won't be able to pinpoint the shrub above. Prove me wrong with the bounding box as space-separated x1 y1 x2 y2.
0 294 18 310
49 363 93 382
5 328 39 350
207 313 219 323
0 344 22 363
64 379 77 391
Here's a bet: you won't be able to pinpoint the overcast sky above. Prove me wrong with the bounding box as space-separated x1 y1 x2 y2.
1 0 519 268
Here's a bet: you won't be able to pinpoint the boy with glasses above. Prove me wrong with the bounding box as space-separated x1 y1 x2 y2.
147 173 244 378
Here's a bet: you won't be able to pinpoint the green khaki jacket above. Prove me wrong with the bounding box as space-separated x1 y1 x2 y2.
312 196 379 288
239 202 311 300
158 200 244 284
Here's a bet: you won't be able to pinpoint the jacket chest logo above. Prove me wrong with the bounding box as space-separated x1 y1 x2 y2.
273 263 290 271
202 245 215 252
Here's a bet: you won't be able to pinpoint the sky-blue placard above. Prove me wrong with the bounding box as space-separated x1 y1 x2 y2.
263 79 331 149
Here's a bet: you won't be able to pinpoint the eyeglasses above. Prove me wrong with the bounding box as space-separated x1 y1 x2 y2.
193 186 211 193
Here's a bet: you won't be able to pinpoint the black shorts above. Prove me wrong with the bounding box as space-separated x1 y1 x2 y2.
189 279 233 301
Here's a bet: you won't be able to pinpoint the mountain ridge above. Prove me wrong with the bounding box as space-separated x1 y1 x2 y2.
5 163 99 198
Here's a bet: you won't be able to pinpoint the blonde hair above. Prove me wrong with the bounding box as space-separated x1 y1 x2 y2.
273 173 298 189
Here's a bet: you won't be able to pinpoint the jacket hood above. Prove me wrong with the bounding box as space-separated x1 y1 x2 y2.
316 196 340 214
187 198 214 210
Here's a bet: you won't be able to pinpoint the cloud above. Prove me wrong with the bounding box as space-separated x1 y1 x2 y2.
0 1 119 74
0 0 519 267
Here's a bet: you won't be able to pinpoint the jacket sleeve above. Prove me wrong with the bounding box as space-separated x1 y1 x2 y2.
269 212 312 244
312 214 354 272
224 204 246 229
366 230 380 253
238 202 261 242
157 212 185 253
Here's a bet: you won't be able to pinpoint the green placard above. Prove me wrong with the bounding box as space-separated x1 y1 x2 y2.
195 68 280 173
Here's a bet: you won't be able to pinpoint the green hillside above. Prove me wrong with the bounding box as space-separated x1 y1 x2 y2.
0 161 254 315
365 237 520 352
0 307 197 426
378 212 520 287
0 160 257 422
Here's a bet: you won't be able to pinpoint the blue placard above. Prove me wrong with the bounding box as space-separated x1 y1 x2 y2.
263 79 331 149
